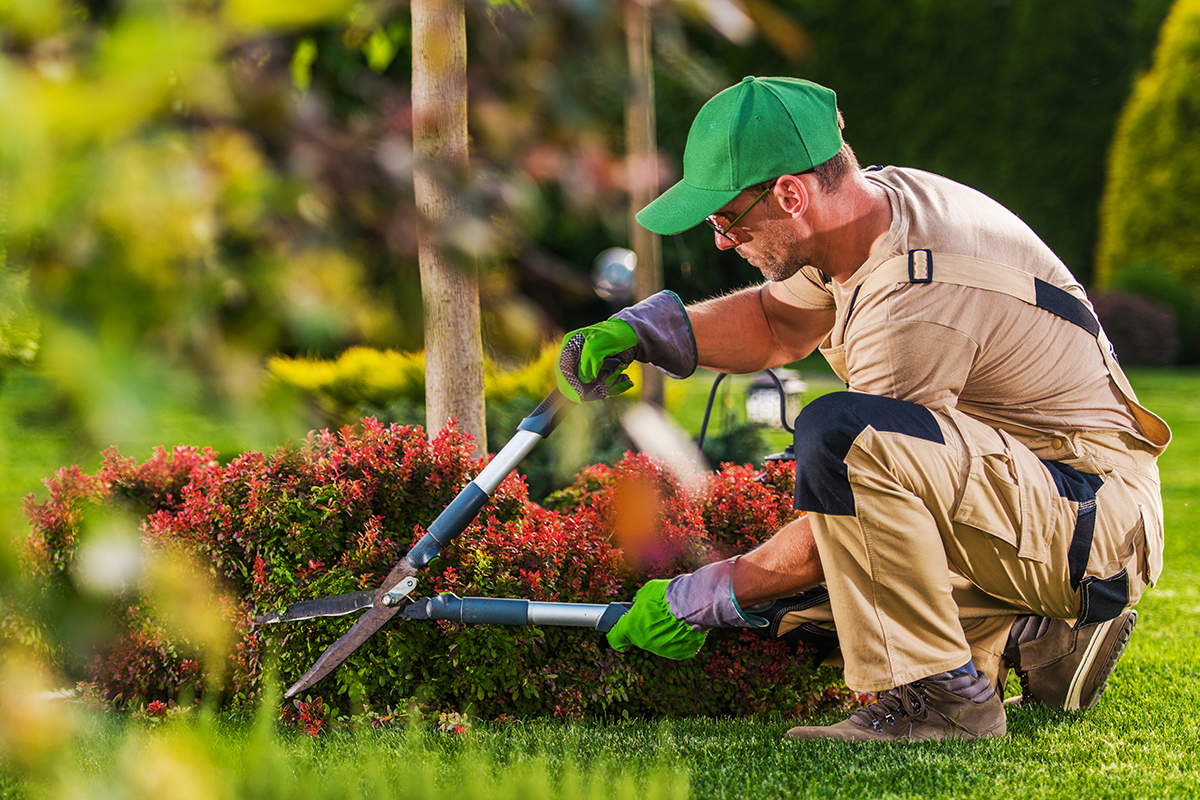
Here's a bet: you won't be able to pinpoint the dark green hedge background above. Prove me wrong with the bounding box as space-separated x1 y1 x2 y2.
648 0 1175 305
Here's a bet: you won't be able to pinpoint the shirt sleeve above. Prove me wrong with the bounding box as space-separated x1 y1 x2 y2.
775 266 835 311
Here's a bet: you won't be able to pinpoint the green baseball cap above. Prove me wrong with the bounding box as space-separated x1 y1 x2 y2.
636 76 843 235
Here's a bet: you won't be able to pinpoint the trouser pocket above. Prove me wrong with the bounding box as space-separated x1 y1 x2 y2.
951 423 1061 562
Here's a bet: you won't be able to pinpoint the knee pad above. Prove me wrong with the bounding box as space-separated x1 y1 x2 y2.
793 393 944 516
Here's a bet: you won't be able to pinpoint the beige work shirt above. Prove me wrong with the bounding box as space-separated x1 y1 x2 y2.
777 166 1142 443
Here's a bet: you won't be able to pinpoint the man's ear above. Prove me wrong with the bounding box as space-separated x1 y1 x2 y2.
773 174 812 219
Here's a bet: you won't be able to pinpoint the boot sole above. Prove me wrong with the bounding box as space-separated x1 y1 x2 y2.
1065 609 1137 711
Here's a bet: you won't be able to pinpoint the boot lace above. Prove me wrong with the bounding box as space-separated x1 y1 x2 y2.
1003 652 1033 705
850 683 929 734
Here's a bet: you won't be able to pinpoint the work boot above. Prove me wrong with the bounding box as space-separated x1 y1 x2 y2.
786 671 1006 742
1002 609 1137 711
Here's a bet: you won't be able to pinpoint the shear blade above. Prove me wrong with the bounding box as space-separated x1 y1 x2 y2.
283 602 403 698
253 590 375 625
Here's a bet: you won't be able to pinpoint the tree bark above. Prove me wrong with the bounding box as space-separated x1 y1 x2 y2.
625 0 665 407
412 0 487 457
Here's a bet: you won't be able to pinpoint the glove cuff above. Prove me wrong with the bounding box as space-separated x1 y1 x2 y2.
612 290 697 379
665 558 770 631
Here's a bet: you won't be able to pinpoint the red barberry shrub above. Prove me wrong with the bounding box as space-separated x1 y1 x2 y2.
100 445 220 517
87 611 205 706
23 465 107 579
282 696 330 737
18 419 851 721
143 700 169 718
702 460 799 558
543 452 711 579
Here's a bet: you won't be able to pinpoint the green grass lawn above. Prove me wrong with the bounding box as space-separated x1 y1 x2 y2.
2 369 1198 798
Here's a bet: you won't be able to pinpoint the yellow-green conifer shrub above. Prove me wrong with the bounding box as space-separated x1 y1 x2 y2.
269 345 636 422
1096 0 1200 294
268 347 425 413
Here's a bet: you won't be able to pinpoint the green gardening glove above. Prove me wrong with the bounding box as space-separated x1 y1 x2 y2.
607 579 707 660
556 319 638 403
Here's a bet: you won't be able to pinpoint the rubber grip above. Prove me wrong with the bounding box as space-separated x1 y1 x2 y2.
427 594 530 626
596 602 631 633
407 483 490 568
517 390 573 437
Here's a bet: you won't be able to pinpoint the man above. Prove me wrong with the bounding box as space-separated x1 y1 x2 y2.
556 77 1170 741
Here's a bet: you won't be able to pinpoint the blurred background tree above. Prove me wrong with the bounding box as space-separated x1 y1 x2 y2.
411 0 487 456
1096 0 1200 363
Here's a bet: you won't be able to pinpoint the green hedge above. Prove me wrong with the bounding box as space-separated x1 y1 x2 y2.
1106 264 1200 362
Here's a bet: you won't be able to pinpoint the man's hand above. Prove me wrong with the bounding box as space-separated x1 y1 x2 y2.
607 559 776 660
556 319 638 402
606 580 707 660
557 292 698 403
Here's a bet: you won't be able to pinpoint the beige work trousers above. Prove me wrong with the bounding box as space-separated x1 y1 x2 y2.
784 393 1164 693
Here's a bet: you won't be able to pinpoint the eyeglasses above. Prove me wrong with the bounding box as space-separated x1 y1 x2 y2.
705 180 777 245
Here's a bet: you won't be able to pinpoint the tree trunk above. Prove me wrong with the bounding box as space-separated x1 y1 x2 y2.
625 0 664 407
412 0 487 457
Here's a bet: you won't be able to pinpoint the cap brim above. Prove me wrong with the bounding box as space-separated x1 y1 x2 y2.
635 179 740 236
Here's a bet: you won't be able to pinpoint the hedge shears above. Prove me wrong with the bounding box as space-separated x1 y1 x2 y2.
269 362 631 700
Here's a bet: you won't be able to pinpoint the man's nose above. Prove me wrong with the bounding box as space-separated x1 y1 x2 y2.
715 230 738 250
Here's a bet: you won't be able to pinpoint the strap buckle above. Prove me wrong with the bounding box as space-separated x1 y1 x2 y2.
908 249 933 283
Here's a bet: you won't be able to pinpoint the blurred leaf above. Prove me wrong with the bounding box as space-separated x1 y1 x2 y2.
679 0 756 44
365 22 407 74
0 267 40 367
224 0 357 31
291 36 318 91
739 0 813 62
72 508 144 599
0 13 229 245
120 725 230 800
44 14 223 144
0 0 72 39
144 549 236 679
0 651 77 774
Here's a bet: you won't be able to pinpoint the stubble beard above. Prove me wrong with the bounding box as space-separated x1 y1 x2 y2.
742 222 810 282
757 255 804 283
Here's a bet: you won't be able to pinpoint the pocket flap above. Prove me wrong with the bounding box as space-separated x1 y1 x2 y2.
1140 503 1165 587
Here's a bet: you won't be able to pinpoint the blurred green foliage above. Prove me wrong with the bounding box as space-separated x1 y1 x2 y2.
0 194 37 370
1096 0 1200 324
0 0 1177 464
654 0 1175 301
0 267 38 370
0 0 385 462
